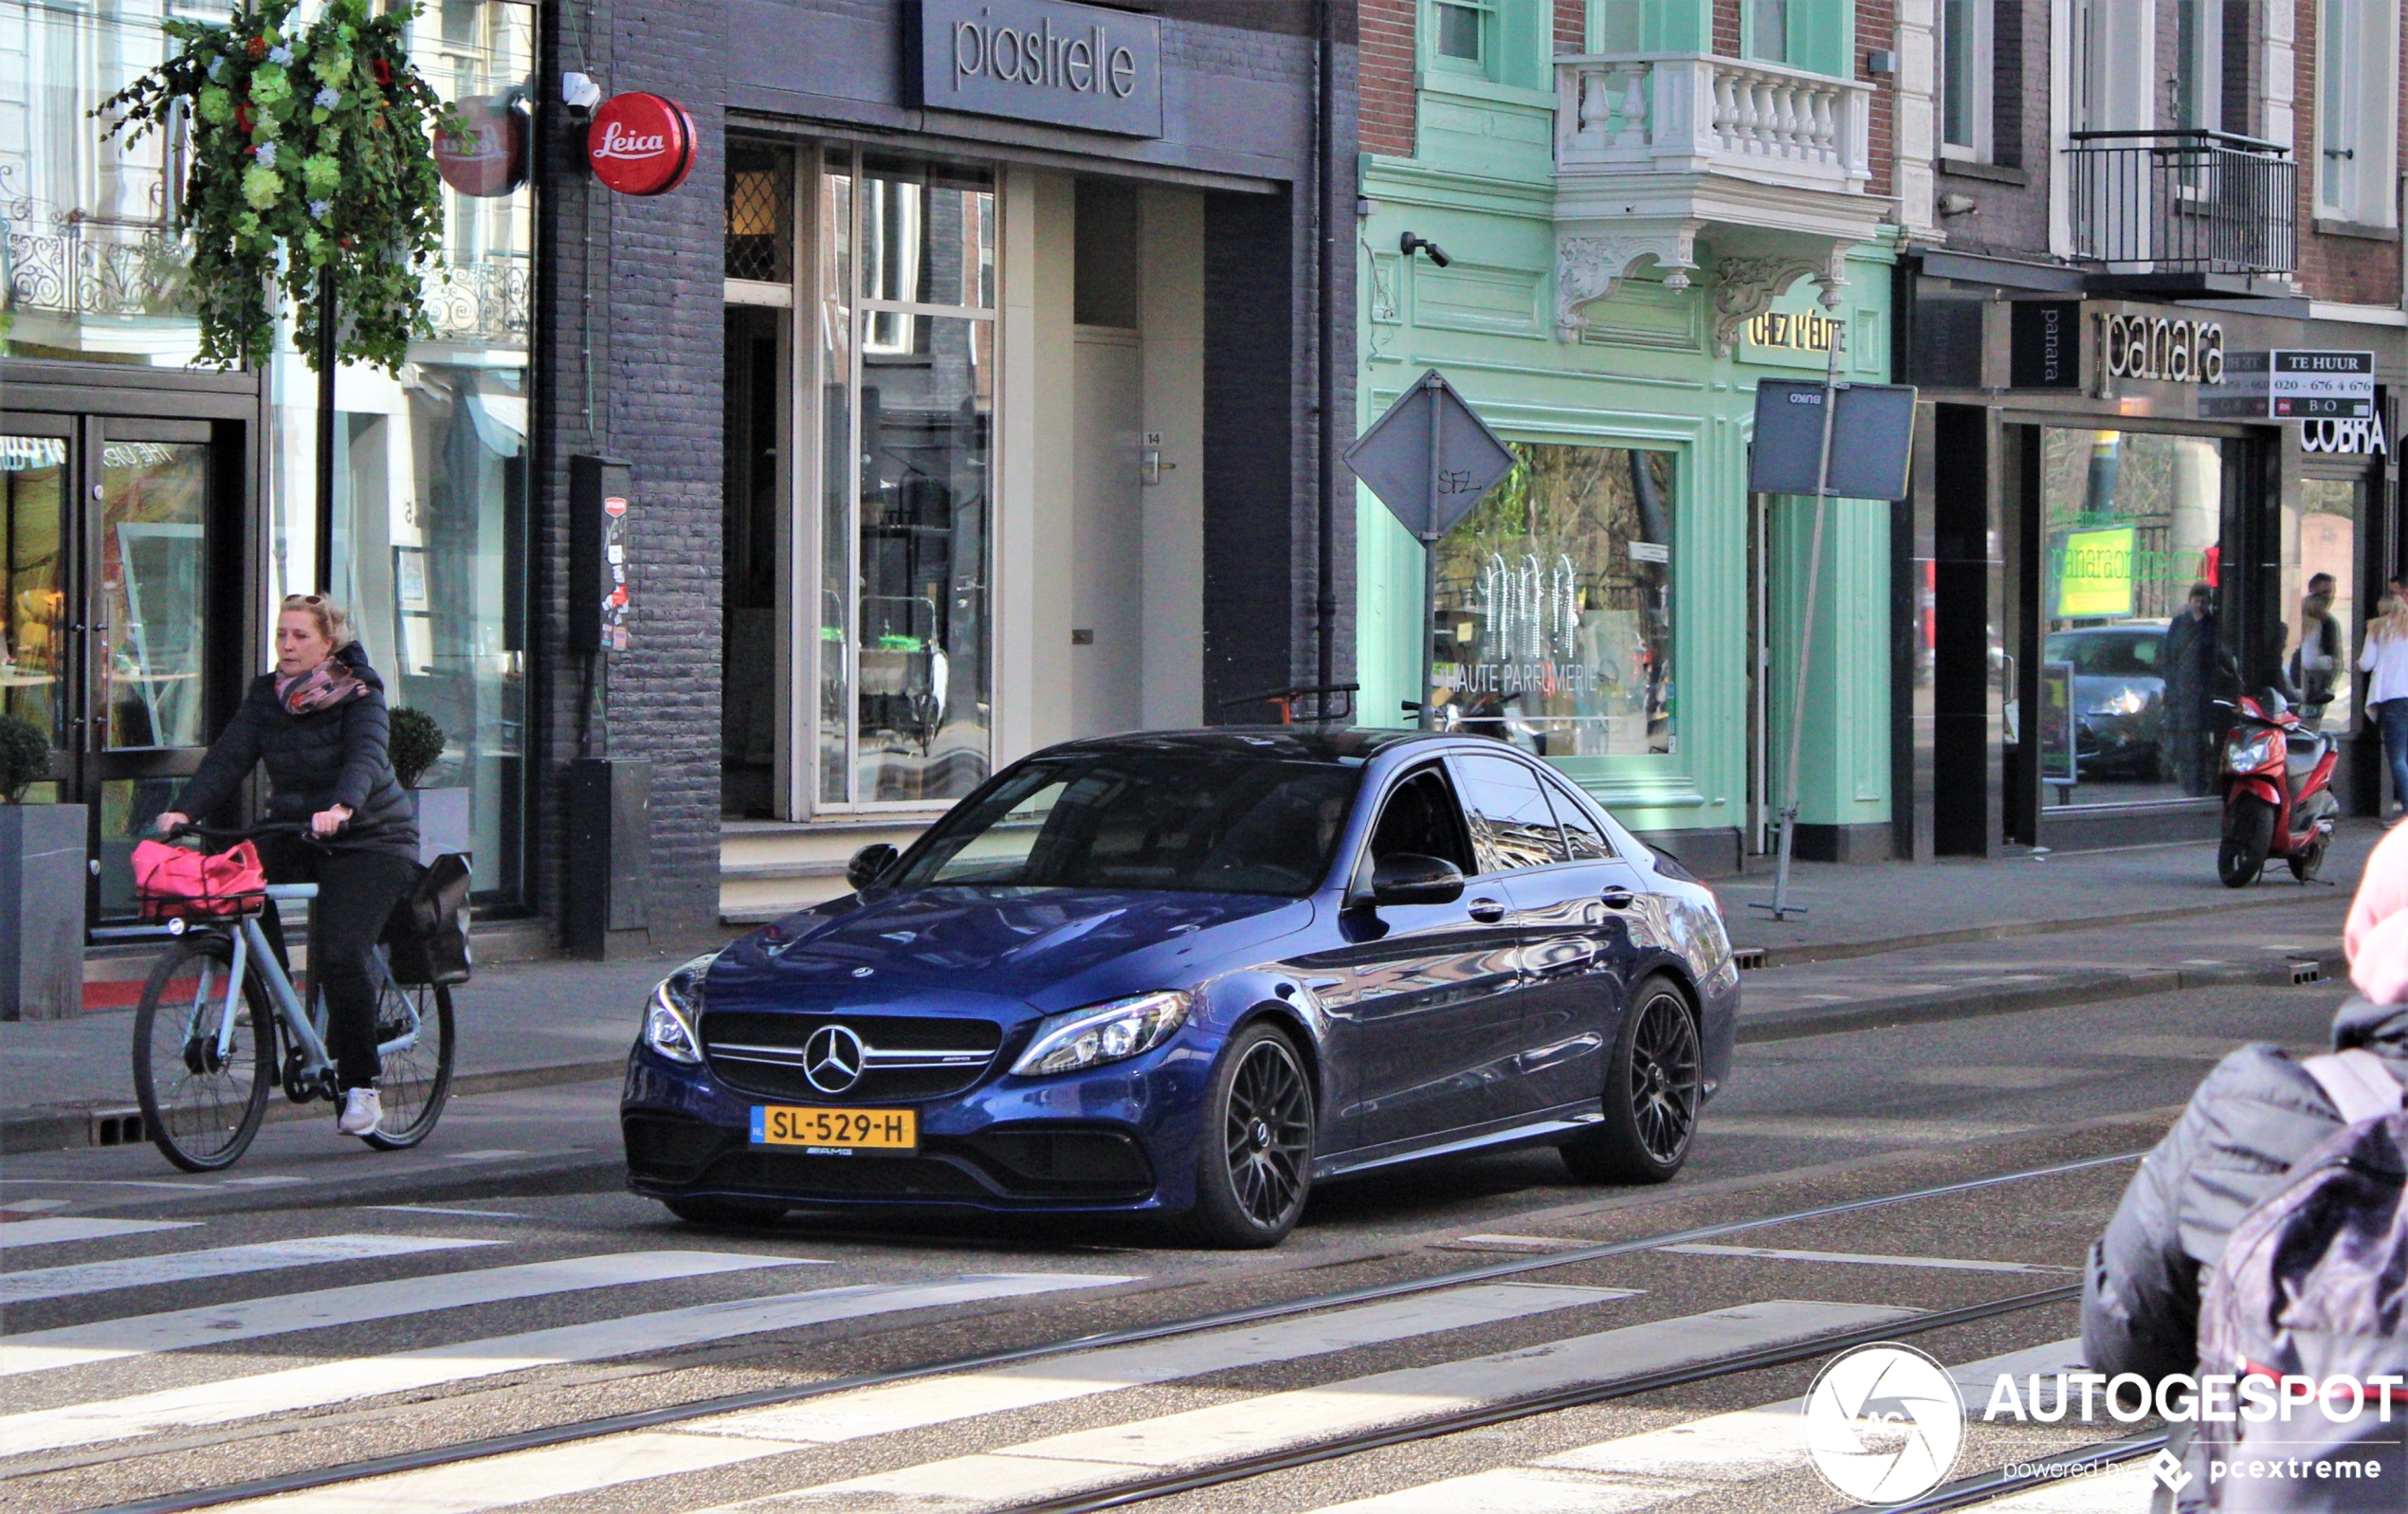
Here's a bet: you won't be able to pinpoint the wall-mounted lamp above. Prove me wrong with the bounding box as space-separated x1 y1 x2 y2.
1399 231 1452 268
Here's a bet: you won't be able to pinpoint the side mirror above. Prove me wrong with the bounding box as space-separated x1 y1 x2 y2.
846 843 900 892
1363 853 1465 907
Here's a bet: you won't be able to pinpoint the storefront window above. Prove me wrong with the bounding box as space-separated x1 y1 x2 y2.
2040 429 2227 807
816 151 994 807
2290 478 2358 731
1430 442 1675 758
272 0 535 899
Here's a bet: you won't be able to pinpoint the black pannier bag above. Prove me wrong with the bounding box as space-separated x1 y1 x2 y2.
384 852 472 986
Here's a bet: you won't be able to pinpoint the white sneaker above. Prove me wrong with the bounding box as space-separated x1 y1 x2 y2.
337 1087 382 1137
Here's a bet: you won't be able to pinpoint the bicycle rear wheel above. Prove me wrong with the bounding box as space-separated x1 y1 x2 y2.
360 978 453 1150
133 935 274 1172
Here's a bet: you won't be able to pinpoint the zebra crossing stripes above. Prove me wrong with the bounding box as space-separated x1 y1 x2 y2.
1 1250 810 1377
1 1272 1131 1456
746 1300 1920 1511
0 1217 199 1250
194 1284 1636 1514
1294 1338 2093 1514
697 1283 1634 1446
0 1234 499 1306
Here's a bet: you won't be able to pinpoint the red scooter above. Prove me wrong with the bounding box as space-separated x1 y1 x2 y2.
2216 691 2339 886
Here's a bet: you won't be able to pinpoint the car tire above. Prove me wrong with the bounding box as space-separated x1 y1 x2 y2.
2219 796 2272 888
1561 975 1701 1186
1182 1021 1314 1249
663 1195 788 1227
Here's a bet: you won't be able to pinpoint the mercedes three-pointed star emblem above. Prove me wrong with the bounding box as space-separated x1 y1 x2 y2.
802 1024 867 1094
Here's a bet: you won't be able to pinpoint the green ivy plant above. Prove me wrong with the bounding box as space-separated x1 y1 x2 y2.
96 0 459 374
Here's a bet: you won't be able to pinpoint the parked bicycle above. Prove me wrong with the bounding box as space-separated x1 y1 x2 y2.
131 823 456 1172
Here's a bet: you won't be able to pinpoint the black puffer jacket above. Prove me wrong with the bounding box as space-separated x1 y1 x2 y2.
2082 996 2408 1381
173 643 419 861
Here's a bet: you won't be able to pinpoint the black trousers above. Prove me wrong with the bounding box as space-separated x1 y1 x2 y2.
259 842 422 1090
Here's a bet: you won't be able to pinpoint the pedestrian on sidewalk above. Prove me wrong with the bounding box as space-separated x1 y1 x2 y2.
153 595 420 1139
2360 594 2408 819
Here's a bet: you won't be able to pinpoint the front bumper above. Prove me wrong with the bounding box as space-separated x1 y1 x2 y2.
621 1037 1213 1214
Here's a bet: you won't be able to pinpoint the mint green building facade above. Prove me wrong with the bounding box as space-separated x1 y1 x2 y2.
1356 0 1903 870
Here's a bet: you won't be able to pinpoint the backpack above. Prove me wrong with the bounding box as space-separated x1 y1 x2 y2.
2186 1050 2408 1511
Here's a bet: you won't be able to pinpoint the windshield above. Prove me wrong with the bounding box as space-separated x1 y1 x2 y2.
2045 630 2162 678
892 754 1361 897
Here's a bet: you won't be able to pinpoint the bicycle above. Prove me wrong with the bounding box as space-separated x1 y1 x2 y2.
131 824 456 1172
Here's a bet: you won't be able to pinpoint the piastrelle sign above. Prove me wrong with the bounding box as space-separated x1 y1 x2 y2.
911 0 1164 138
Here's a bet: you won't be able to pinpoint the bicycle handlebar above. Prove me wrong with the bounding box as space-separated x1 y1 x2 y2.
165 821 328 850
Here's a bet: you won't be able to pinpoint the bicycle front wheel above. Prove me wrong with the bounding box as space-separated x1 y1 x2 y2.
361 980 454 1150
133 934 274 1172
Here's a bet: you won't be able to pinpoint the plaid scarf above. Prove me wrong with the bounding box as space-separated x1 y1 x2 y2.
277 659 367 716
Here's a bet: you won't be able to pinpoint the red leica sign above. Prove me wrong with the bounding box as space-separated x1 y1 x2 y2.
586 92 696 196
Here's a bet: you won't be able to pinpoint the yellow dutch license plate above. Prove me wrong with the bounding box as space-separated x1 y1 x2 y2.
749 1104 917 1153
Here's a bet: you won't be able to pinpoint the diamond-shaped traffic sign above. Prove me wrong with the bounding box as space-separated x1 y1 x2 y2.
1346 371 1518 541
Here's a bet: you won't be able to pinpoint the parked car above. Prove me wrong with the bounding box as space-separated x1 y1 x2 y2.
2045 623 2169 780
623 729 1741 1246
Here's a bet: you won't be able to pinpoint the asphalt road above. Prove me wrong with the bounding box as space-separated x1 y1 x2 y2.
0 976 2344 1514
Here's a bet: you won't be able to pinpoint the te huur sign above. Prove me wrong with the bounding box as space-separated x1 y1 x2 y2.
912 0 1164 138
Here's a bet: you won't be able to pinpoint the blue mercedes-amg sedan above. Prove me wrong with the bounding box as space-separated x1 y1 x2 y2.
622 729 1740 1246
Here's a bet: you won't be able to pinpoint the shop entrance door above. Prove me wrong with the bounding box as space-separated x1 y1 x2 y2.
1071 327 1144 737
1 413 223 921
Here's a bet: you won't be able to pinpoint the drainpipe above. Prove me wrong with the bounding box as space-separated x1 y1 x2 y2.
1314 0 1340 700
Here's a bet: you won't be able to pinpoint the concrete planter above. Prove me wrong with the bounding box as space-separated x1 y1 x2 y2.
0 804 87 1021
410 787 473 867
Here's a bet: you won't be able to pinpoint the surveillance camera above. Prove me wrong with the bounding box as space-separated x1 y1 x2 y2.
1937 192 1979 217
1400 231 1452 268
561 71 603 117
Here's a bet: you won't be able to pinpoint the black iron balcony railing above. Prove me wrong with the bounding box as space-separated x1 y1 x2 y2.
2067 129 2296 277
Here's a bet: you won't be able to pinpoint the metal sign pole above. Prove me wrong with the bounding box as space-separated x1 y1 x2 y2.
1764 324 1846 921
1419 372 1443 732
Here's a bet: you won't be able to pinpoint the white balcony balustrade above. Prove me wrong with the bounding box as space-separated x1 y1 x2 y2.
1546 53 1887 352
1554 53 1872 191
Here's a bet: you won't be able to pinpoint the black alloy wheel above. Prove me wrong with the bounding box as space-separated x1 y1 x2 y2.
1562 975 1702 1185
1186 1022 1314 1248
2219 795 2273 887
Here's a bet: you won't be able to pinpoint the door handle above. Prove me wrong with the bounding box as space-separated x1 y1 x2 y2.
1468 897 1506 923
1601 888 1635 910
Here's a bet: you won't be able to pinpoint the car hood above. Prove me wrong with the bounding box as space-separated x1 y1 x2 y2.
707 887 1317 1017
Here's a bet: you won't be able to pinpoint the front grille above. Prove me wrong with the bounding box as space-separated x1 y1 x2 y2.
698 1011 1006 1104
700 1147 992 1200
961 1127 1154 1198
624 1114 732 1183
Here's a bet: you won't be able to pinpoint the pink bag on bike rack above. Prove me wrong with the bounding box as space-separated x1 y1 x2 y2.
133 839 267 920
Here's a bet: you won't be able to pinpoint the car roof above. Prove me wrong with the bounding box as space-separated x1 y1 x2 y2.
1037 727 1446 764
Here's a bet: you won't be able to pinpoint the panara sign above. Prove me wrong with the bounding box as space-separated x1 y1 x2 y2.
912 0 1164 138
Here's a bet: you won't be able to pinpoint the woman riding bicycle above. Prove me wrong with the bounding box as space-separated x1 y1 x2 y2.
155 594 419 1139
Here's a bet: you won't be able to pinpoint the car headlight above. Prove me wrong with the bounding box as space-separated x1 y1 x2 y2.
1011 991 1192 1077
2089 688 2147 717
643 953 717 1065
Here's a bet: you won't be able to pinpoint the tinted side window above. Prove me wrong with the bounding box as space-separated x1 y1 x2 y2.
1367 767 1476 876
1539 774 1614 861
1453 753 1568 873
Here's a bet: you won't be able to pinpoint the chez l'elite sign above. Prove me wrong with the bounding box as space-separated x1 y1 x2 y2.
911 0 1164 137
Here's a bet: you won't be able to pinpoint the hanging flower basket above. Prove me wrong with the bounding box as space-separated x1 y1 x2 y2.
96 0 460 374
